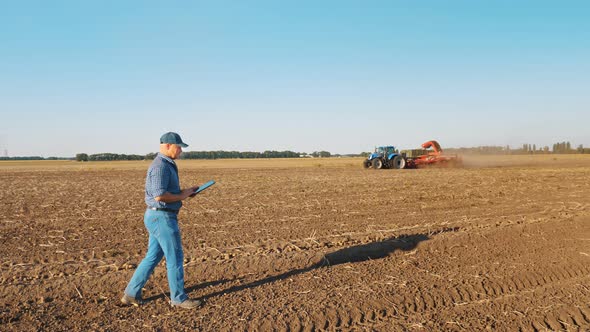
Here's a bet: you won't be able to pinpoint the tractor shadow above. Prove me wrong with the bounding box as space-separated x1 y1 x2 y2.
193 229 457 301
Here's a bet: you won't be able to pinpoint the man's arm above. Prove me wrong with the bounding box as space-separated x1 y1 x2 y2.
155 186 199 203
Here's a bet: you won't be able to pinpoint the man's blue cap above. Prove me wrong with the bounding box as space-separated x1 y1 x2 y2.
160 132 188 147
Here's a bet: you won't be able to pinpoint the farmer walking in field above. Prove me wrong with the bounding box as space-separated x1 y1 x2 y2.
121 132 202 309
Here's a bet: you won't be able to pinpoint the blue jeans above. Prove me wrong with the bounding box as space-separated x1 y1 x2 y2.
124 209 188 304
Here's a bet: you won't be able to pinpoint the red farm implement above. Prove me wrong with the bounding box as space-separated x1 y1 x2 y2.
402 140 462 169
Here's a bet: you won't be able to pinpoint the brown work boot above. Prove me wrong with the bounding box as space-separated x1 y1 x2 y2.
171 298 203 309
121 294 145 306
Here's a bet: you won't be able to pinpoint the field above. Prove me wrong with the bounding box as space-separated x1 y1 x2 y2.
1 155 590 331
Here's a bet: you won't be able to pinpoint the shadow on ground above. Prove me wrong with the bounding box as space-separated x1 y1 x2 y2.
144 278 232 303
191 229 457 301
320 233 428 266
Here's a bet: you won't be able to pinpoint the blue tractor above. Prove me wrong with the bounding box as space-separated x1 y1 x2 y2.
363 146 407 169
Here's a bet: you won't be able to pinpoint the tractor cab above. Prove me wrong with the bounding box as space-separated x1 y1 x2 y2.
370 146 396 160
378 146 396 155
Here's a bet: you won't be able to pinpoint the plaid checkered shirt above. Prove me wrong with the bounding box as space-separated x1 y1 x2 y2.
145 153 182 210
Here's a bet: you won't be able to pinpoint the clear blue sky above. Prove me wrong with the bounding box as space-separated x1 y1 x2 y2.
1 1 589 157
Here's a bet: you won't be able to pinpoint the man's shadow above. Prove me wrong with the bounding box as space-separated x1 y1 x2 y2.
185 230 454 301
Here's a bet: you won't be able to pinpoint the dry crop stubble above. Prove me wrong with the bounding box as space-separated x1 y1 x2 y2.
1 156 590 330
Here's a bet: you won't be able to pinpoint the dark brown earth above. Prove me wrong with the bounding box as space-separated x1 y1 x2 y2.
1 157 590 331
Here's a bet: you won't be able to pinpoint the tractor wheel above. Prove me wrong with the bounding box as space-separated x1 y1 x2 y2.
362 160 371 169
392 155 406 169
372 158 383 169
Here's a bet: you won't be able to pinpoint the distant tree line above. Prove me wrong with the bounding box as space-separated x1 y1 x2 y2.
446 144 551 155
0 156 45 160
551 141 590 154
446 146 510 155
75 153 144 161
179 150 303 160
74 150 322 161
446 142 590 155
0 156 72 160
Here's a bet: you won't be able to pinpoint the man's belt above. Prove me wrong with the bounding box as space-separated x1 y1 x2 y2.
148 207 179 214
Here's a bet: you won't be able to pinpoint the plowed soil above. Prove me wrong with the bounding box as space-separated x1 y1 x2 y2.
1 155 590 331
